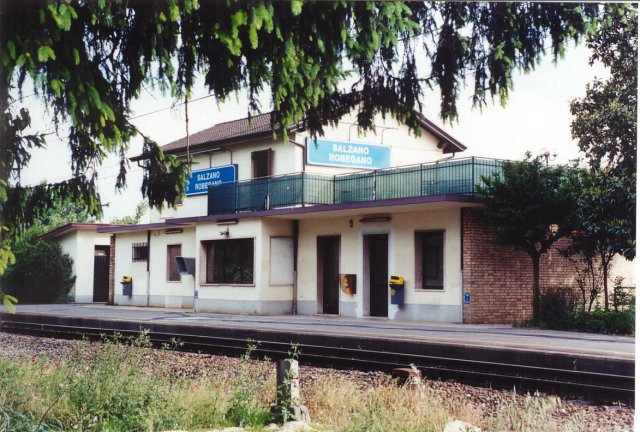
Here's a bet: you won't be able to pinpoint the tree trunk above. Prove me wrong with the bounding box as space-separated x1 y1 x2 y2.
531 253 541 325
601 251 609 311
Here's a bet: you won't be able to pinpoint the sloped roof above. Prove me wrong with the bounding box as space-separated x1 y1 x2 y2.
35 223 123 242
135 111 466 160
162 112 277 153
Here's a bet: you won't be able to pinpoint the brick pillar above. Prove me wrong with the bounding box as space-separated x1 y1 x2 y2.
108 234 116 304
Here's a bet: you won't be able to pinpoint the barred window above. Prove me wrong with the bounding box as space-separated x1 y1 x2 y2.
132 243 148 262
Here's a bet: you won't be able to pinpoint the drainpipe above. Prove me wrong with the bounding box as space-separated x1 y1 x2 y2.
193 274 198 313
289 139 306 172
146 230 151 307
292 220 299 315
222 147 233 165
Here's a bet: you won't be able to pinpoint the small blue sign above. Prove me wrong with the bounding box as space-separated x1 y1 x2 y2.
464 292 471 305
185 165 237 196
307 138 390 169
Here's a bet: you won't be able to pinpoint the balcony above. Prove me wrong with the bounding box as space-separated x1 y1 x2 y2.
207 157 503 215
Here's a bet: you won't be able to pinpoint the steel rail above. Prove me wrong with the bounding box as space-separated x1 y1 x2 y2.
0 319 633 405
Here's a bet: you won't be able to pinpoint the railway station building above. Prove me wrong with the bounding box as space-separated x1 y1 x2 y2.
49 112 582 324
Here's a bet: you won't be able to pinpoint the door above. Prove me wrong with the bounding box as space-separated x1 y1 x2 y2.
317 236 340 314
366 234 388 317
93 246 110 302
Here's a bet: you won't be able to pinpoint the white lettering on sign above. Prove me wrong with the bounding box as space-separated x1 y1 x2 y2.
328 153 373 165
331 143 371 155
194 179 223 190
197 171 221 182
328 143 375 166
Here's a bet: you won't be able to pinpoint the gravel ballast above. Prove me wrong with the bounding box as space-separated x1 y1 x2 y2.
0 331 634 431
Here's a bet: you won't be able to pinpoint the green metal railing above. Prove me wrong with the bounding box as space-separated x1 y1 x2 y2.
207 157 503 215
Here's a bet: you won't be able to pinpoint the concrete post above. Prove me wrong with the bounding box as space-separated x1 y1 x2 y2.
275 359 310 423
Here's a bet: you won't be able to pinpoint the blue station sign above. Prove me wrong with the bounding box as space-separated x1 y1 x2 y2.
306 138 390 170
185 165 237 196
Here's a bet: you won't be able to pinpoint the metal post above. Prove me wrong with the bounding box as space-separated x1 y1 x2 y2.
471 156 475 196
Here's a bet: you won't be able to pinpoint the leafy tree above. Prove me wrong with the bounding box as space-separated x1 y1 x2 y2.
0 1 625 311
110 201 149 225
564 170 635 311
570 4 637 179
567 6 636 311
2 240 75 304
476 155 581 324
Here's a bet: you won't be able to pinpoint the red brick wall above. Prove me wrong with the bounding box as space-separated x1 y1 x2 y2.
462 208 576 324
108 234 116 304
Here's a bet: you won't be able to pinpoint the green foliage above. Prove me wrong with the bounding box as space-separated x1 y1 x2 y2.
223 342 271 428
2 241 75 304
574 308 635 336
563 170 635 310
533 286 635 335
476 155 581 323
612 277 635 312
110 201 149 225
565 6 636 312
570 5 637 180
0 2 623 312
537 287 579 331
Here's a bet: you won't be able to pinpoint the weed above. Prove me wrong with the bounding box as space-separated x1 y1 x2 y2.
491 392 582 432
222 341 272 428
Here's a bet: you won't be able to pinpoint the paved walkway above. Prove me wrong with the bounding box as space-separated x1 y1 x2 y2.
3 303 635 360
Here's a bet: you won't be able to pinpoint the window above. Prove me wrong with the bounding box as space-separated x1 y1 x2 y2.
203 238 254 284
132 242 148 262
415 231 444 290
167 244 182 281
252 149 273 178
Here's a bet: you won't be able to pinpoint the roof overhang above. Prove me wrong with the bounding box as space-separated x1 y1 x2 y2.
98 195 480 233
35 223 124 242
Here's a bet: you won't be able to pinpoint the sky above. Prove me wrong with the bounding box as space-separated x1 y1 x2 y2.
19 40 606 222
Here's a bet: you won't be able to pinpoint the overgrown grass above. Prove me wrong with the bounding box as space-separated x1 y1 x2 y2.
0 334 273 432
0 335 585 432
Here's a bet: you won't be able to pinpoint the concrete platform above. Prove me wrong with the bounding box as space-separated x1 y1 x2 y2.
2 303 634 361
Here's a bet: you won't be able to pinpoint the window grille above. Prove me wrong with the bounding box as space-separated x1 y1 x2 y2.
132 242 149 262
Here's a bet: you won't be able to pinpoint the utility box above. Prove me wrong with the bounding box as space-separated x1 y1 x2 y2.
121 276 132 298
389 275 404 305
340 274 356 295
176 257 196 276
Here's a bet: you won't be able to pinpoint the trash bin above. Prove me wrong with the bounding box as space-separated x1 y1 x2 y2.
389 275 404 305
121 276 132 298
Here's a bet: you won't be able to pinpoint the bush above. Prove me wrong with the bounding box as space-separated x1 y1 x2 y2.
2 241 75 304
574 309 635 335
538 287 579 331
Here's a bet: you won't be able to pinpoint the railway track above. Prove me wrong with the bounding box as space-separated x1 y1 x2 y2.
0 314 634 405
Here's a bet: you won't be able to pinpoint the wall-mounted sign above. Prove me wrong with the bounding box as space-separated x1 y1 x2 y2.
306 138 390 169
185 165 237 196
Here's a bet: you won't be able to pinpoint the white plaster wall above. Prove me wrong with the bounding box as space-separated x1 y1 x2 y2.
151 114 458 223
152 138 300 222
148 228 196 306
73 231 111 300
296 208 462 317
260 218 295 301
295 112 450 176
610 256 636 287
195 219 263 301
296 216 355 313
114 232 151 301
56 232 78 297
391 209 462 306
